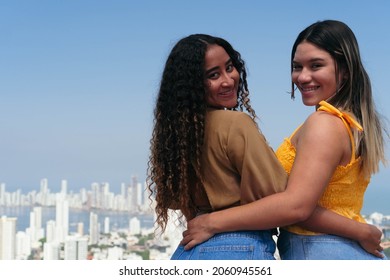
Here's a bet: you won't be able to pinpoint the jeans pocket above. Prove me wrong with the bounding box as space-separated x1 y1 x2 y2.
301 238 382 260
198 245 255 260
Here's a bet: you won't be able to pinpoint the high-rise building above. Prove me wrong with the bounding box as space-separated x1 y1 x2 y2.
101 182 110 209
121 183 126 198
46 220 56 243
0 216 17 260
11 189 21 205
55 194 69 243
141 181 151 212
15 231 31 260
128 176 139 212
32 207 42 229
0 183 5 205
90 182 100 208
39 178 49 206
129 217 141 235
43 242 60 260
61 180 67 195
77 222 84 237
77 237 88 260
26 207 44 247
104 217 110 234
64 236 88 260
89 212 99 245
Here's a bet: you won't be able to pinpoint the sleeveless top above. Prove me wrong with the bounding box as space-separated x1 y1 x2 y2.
275 101 368 235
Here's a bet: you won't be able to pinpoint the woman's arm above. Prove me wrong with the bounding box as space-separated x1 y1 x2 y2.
181 206 384 258
182 112 383 256
298 207 384 257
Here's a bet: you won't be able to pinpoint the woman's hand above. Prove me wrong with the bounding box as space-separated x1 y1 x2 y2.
180 214 216 250
358 223 385 258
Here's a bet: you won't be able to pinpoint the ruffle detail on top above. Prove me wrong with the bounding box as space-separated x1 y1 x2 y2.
317 101 363 132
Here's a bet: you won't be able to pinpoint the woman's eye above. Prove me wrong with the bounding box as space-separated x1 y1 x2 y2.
207 72 219 79
226 64 234 72
312 64 322 69
292 65 302 71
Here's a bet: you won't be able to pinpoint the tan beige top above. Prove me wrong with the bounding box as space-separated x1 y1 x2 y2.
197 109 287 212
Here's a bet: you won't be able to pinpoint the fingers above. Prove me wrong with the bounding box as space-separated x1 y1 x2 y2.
374 250 385 259
376 244 384 258
180 230 190 245
373 242 384 258
180 234 191 246
184 240 196 251
180 233 195 250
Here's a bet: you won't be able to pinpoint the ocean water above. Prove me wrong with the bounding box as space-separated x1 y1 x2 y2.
361 183 390 216
0 206 154 233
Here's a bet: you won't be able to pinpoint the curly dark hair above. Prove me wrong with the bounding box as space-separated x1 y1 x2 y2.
147 34 257 232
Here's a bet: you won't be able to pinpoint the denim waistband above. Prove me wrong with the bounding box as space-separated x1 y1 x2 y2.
210 230 275 241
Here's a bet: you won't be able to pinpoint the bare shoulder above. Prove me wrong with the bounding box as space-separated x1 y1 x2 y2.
295 110 351 168
303 110 348 137
297 110 350 153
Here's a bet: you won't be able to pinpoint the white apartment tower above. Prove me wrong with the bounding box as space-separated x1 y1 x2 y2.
104 217 110 234
140 181 151 212
89 212 99 245
129 216 141 235
39 178 49 206
55 193 69 243
0 183 5 205
43 242 60 260
26 206 44 247
61 179 68 195
0 216 17 260
128 176 139 212
45 220 56 243
15 231 31 260
64 236 88 260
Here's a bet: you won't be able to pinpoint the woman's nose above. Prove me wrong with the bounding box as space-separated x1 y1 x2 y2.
221 72 234 87
297 68 311 83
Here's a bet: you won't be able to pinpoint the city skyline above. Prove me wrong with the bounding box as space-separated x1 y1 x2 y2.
2 174 390 216
1 177 390 260
1 198 389 260
0 176 162 260
0 177 150 212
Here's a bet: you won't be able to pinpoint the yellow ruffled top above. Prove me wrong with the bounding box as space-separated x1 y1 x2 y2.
276 101 369 235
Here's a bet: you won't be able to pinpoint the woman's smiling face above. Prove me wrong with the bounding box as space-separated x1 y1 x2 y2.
204 44 239 109
292 41 341 106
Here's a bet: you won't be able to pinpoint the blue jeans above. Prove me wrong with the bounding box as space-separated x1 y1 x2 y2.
171 230 276 260
277 229 388 260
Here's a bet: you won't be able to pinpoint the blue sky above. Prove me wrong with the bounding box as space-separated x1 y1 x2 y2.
1 0 389 214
